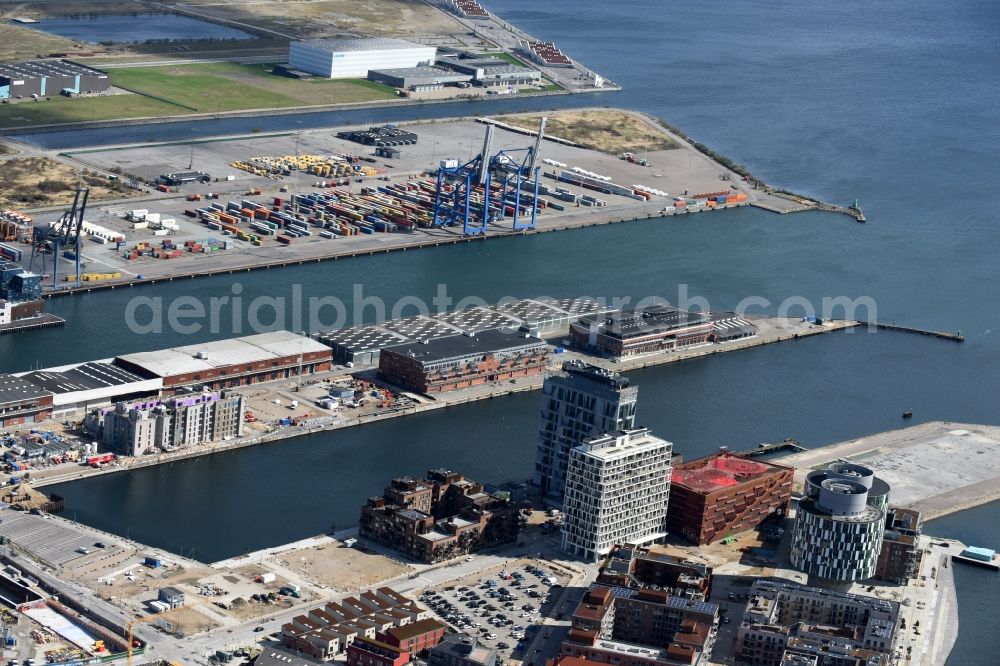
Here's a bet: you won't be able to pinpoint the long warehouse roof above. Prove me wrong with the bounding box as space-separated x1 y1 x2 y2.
115 331 330 377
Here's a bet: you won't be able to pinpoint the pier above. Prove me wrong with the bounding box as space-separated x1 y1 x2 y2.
872 322 965 342
741 439 808 457
0 313 65 335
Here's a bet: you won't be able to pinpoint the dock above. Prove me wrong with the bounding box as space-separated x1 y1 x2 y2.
872 322 964 342
741 439 807 457
0 313 65 335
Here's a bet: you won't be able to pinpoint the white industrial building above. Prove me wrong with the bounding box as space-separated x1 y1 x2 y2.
289 38 436 78
561 427 672 562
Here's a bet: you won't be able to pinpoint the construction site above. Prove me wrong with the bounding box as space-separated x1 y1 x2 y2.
2 109 797 295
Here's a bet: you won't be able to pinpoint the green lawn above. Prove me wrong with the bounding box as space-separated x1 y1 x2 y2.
114 62 397 111
0 63 398 129
483 51 529 67
0 95 187 129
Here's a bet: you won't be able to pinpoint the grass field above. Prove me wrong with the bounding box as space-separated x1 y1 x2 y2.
0 63 398 128
0 157 139 208
0 95 186 129
497 110 680 154
113 62 398 111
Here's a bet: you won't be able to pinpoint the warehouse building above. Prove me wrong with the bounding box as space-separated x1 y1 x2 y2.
367 66 472 91
436 55 542 87
0 60 109 99
18 361 161 416
570 305 715 358
289 38 436 79
0 374 53 427
666 451 793 545
113 331 332 393
378 328 550 394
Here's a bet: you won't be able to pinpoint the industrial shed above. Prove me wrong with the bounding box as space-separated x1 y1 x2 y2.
367 66 472 90
0 60 109 99
289 38 436 78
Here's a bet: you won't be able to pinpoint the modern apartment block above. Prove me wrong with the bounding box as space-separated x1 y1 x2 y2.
875 507 923 585
533 361 639 501
562 583 719 666
666 451 793 545
359 469 521 563
595 544 713 601
791 463 889 582
736 580 899 666
89 390 245 456
561 428 672 562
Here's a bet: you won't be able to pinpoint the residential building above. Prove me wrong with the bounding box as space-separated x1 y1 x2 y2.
289 38 436 78
561 584 718 666
666 451 792 545
791 463 889 582
379 618 447 656
378 328 550 394
427 634 497 666
875 507 923 584
596 544 712 601
281 587 432 661
360 469 521 563
533 361 639 501
561 428 672 562
92 390 245 456
736 580 899 666
347 636 410 666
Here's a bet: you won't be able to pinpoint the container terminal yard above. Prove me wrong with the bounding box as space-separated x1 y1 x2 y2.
2 110 817 296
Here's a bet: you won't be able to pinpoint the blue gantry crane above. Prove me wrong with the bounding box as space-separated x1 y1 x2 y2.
29 185 89 288
433 118 547 236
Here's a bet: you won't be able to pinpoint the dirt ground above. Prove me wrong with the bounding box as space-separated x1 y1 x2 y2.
0 157 140 209
183 0 470 38
273 542 411 592
497 110 680 155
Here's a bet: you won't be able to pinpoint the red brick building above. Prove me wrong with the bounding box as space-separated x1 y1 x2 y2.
0 374 53 427
347 636 411 666
379 618 446 655
569 305 714 359
665 452 792 545
359 469 522 563
114 331 333 394
378 328 550 394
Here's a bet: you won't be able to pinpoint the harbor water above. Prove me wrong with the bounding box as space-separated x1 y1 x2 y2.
5 0 999 661
25 14 256 44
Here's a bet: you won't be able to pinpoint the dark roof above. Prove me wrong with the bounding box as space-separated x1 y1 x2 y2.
381 328 545 363
385 618 445 641
254 645 324 666
561 360 631 389
0 59 107 79
581 304 710 339
21 362 146 394
0 374 52 405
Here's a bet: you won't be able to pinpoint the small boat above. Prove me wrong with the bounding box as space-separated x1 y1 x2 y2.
902 410 913 419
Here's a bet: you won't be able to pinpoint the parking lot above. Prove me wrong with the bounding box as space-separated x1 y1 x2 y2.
0 507 119 568
419 558 572 663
